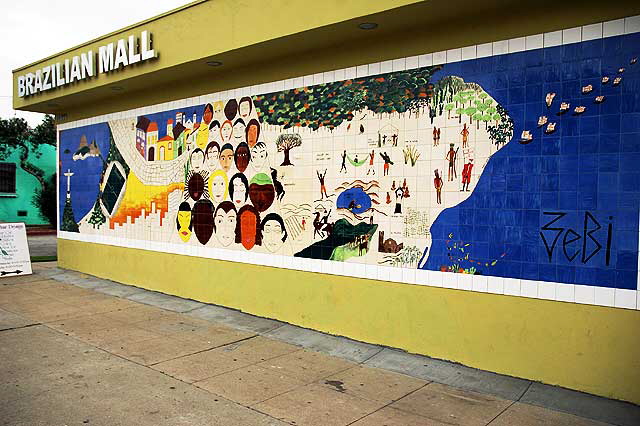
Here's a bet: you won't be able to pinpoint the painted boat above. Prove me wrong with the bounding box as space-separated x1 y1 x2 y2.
545 92 556 108
519 130 533 144
537 116 548 127
545 123 557 134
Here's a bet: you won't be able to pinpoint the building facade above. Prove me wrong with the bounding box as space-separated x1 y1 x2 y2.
0 144 56 225
12 0 640 405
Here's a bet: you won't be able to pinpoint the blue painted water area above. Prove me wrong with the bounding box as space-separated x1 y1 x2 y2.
424 32 640 289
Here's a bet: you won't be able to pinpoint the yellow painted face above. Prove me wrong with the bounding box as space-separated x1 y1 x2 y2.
177 211 192 242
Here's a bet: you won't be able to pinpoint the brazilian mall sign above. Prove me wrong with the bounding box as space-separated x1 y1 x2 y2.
16 30 157 98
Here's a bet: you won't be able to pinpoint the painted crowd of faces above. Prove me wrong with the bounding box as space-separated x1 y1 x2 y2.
175 97 288 254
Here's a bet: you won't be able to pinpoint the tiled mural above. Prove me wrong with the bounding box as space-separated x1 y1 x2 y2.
59 28 640 300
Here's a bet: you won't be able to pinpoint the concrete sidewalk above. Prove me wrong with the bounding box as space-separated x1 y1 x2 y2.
1 263 638 426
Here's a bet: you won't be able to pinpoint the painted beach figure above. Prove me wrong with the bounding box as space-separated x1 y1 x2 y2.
434 169 443 204
445 144 458 181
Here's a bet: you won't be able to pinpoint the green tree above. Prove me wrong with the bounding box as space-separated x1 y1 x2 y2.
444 103 455 119
0 116 55 190
32 173 56 226
0 114 57 225
472 112 483 129
87 201 106 229
464 106 477 124
253 66 441 130
61 198 79 232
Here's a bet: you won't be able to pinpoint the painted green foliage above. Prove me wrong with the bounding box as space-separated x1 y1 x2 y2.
252 66 441 130
61 198 79 232
487 104 514 146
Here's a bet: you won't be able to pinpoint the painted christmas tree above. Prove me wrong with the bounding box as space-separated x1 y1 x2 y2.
61 198 79 232
87 201 106 229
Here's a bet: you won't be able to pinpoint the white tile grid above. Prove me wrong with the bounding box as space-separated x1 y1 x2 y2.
574 285 595 305
476 43 492 58
603 18 625 37
615 289 637 309
461 46 476 61
503 278 521 296
556 284 575 303
58 231 640 310
56 15 640 310
537 281 556 301
446 48 461 63
520 280 538 298
508 37 526 53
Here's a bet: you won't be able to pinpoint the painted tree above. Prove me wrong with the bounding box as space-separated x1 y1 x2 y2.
487 104 514 147
464 106 477 124
275 133 303 166
61 198 79 232
444 103 455 119
473 112 483 129
87 201 106 229
253 66 441 130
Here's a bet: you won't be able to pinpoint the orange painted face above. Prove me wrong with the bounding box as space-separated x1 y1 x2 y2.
247 124 258 147
203 106 213 125
239 211 257 250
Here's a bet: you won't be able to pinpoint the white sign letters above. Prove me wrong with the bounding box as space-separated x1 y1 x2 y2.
17 30 156 98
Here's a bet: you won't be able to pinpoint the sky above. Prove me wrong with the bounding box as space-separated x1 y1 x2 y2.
1 0 192 127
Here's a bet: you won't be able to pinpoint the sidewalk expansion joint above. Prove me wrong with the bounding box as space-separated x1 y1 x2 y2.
146 334 259 367
0 323 42 333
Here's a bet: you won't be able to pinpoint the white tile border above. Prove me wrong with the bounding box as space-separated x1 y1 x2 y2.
56 16 640 311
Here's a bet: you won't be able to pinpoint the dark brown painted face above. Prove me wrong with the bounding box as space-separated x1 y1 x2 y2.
188 173 205 201
234 143 250 173
192 200 214 245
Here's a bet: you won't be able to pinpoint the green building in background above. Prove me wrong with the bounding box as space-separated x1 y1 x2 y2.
0 144 56 225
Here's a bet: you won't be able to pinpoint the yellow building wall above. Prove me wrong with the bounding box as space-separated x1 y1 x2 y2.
58 239 640 404
45 0 640 408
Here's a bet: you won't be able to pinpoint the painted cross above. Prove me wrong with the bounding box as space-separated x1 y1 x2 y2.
63 169 74 199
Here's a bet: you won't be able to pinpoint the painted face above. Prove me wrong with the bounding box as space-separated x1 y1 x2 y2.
220 122 233 141
205 148 219 171
234 144 250 172
203 107 213 125
188 173 205 201
214 209 236 246
239 211 257 250
247 124 259 147
250 145 268 172
231 178 247 206
239 101 251 118
191 151 204 171
233 122 246 142
220 148 234 172
262 220 284 253
210 175 226 203
177 211 192 242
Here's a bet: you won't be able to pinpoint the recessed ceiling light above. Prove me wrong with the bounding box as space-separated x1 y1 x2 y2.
111 86 124 91
206 60 223 67
358 22 378 30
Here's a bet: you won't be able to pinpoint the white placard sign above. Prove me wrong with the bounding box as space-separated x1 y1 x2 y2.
0 223 32 277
